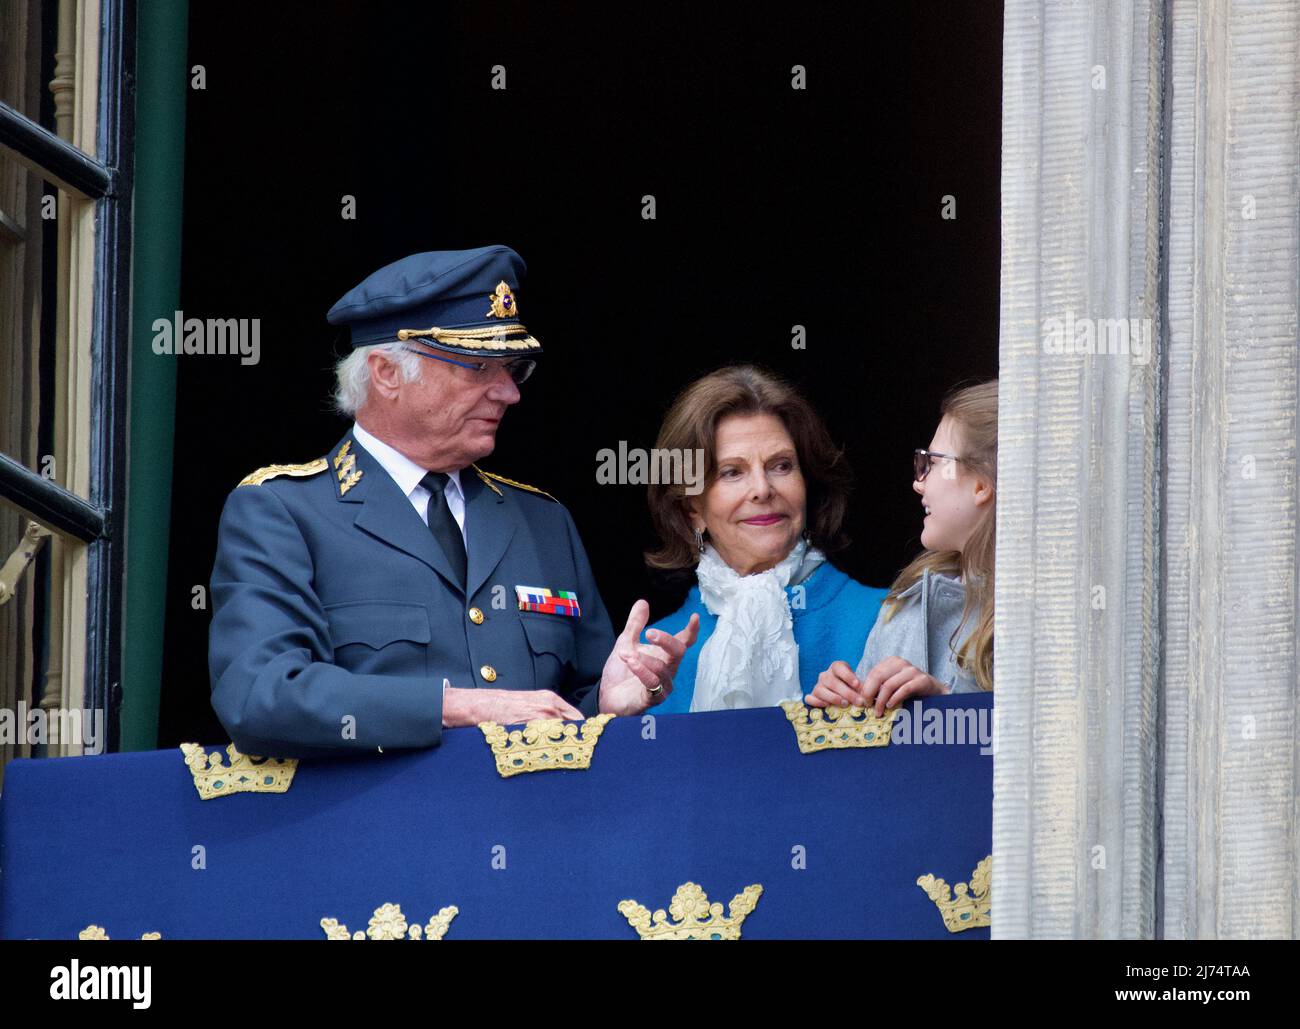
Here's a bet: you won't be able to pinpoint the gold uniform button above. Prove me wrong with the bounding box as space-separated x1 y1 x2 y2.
468 607 485 625
479 664 497 683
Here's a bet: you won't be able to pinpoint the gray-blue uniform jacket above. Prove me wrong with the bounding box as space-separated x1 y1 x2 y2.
208 430 615 758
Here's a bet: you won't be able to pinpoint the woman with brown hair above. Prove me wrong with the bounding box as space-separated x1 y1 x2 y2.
644 365 890 713
810 380 998 713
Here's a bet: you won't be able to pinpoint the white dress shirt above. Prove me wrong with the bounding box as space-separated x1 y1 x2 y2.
349 422 468 721
350 422 466 541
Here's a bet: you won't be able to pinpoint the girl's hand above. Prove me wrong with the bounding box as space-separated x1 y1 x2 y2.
862 656 948 716
807 661 870 708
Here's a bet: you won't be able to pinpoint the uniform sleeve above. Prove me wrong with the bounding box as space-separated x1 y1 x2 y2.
557 505 616 716
208 484 444 758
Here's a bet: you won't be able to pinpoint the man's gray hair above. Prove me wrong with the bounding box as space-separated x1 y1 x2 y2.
333 342 423 416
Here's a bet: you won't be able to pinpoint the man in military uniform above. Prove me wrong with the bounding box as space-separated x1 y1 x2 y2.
208 246 698 758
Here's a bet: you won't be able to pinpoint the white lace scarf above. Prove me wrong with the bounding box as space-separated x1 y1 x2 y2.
691 538 827 712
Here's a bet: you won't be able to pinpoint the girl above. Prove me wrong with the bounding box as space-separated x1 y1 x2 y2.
810 380 997 714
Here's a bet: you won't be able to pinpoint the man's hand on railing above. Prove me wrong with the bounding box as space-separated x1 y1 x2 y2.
442 686 583 727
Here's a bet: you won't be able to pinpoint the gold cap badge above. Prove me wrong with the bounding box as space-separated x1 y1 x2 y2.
485 280 518 319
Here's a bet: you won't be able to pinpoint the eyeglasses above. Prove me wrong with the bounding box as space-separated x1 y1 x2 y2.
913 448 964 482
400 346 536 385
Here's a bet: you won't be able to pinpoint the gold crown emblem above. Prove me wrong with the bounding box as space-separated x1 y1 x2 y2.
179 743 298 800
780 699 900 753
485 280 518 319
333 439 363 495
916 855 991 932
321 902 458 940
618 882 763 940
478 713 614 778
79 925 161 940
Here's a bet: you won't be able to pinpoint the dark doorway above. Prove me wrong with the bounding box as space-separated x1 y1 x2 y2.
159 1 1002 746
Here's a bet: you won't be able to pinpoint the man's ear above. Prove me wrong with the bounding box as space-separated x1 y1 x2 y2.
368 349 403 399
972 476 995 507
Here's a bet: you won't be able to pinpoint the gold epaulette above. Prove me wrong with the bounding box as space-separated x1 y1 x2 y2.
472 465 558 503
237 458 329 487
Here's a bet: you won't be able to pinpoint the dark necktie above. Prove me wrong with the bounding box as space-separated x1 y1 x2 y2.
420 471 467 589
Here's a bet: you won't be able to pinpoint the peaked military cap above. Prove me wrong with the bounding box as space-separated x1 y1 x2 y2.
327 245 542 356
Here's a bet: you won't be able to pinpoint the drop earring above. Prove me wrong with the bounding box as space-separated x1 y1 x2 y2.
693 526 705 555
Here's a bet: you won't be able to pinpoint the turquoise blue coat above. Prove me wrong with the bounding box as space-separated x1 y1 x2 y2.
649 564 889 714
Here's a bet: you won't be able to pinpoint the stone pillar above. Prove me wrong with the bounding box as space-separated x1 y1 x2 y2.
995 0 1165 939
995 0 1298 938
1160 0 1299 940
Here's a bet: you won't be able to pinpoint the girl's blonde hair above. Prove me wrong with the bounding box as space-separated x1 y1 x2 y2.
881 379 997 691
